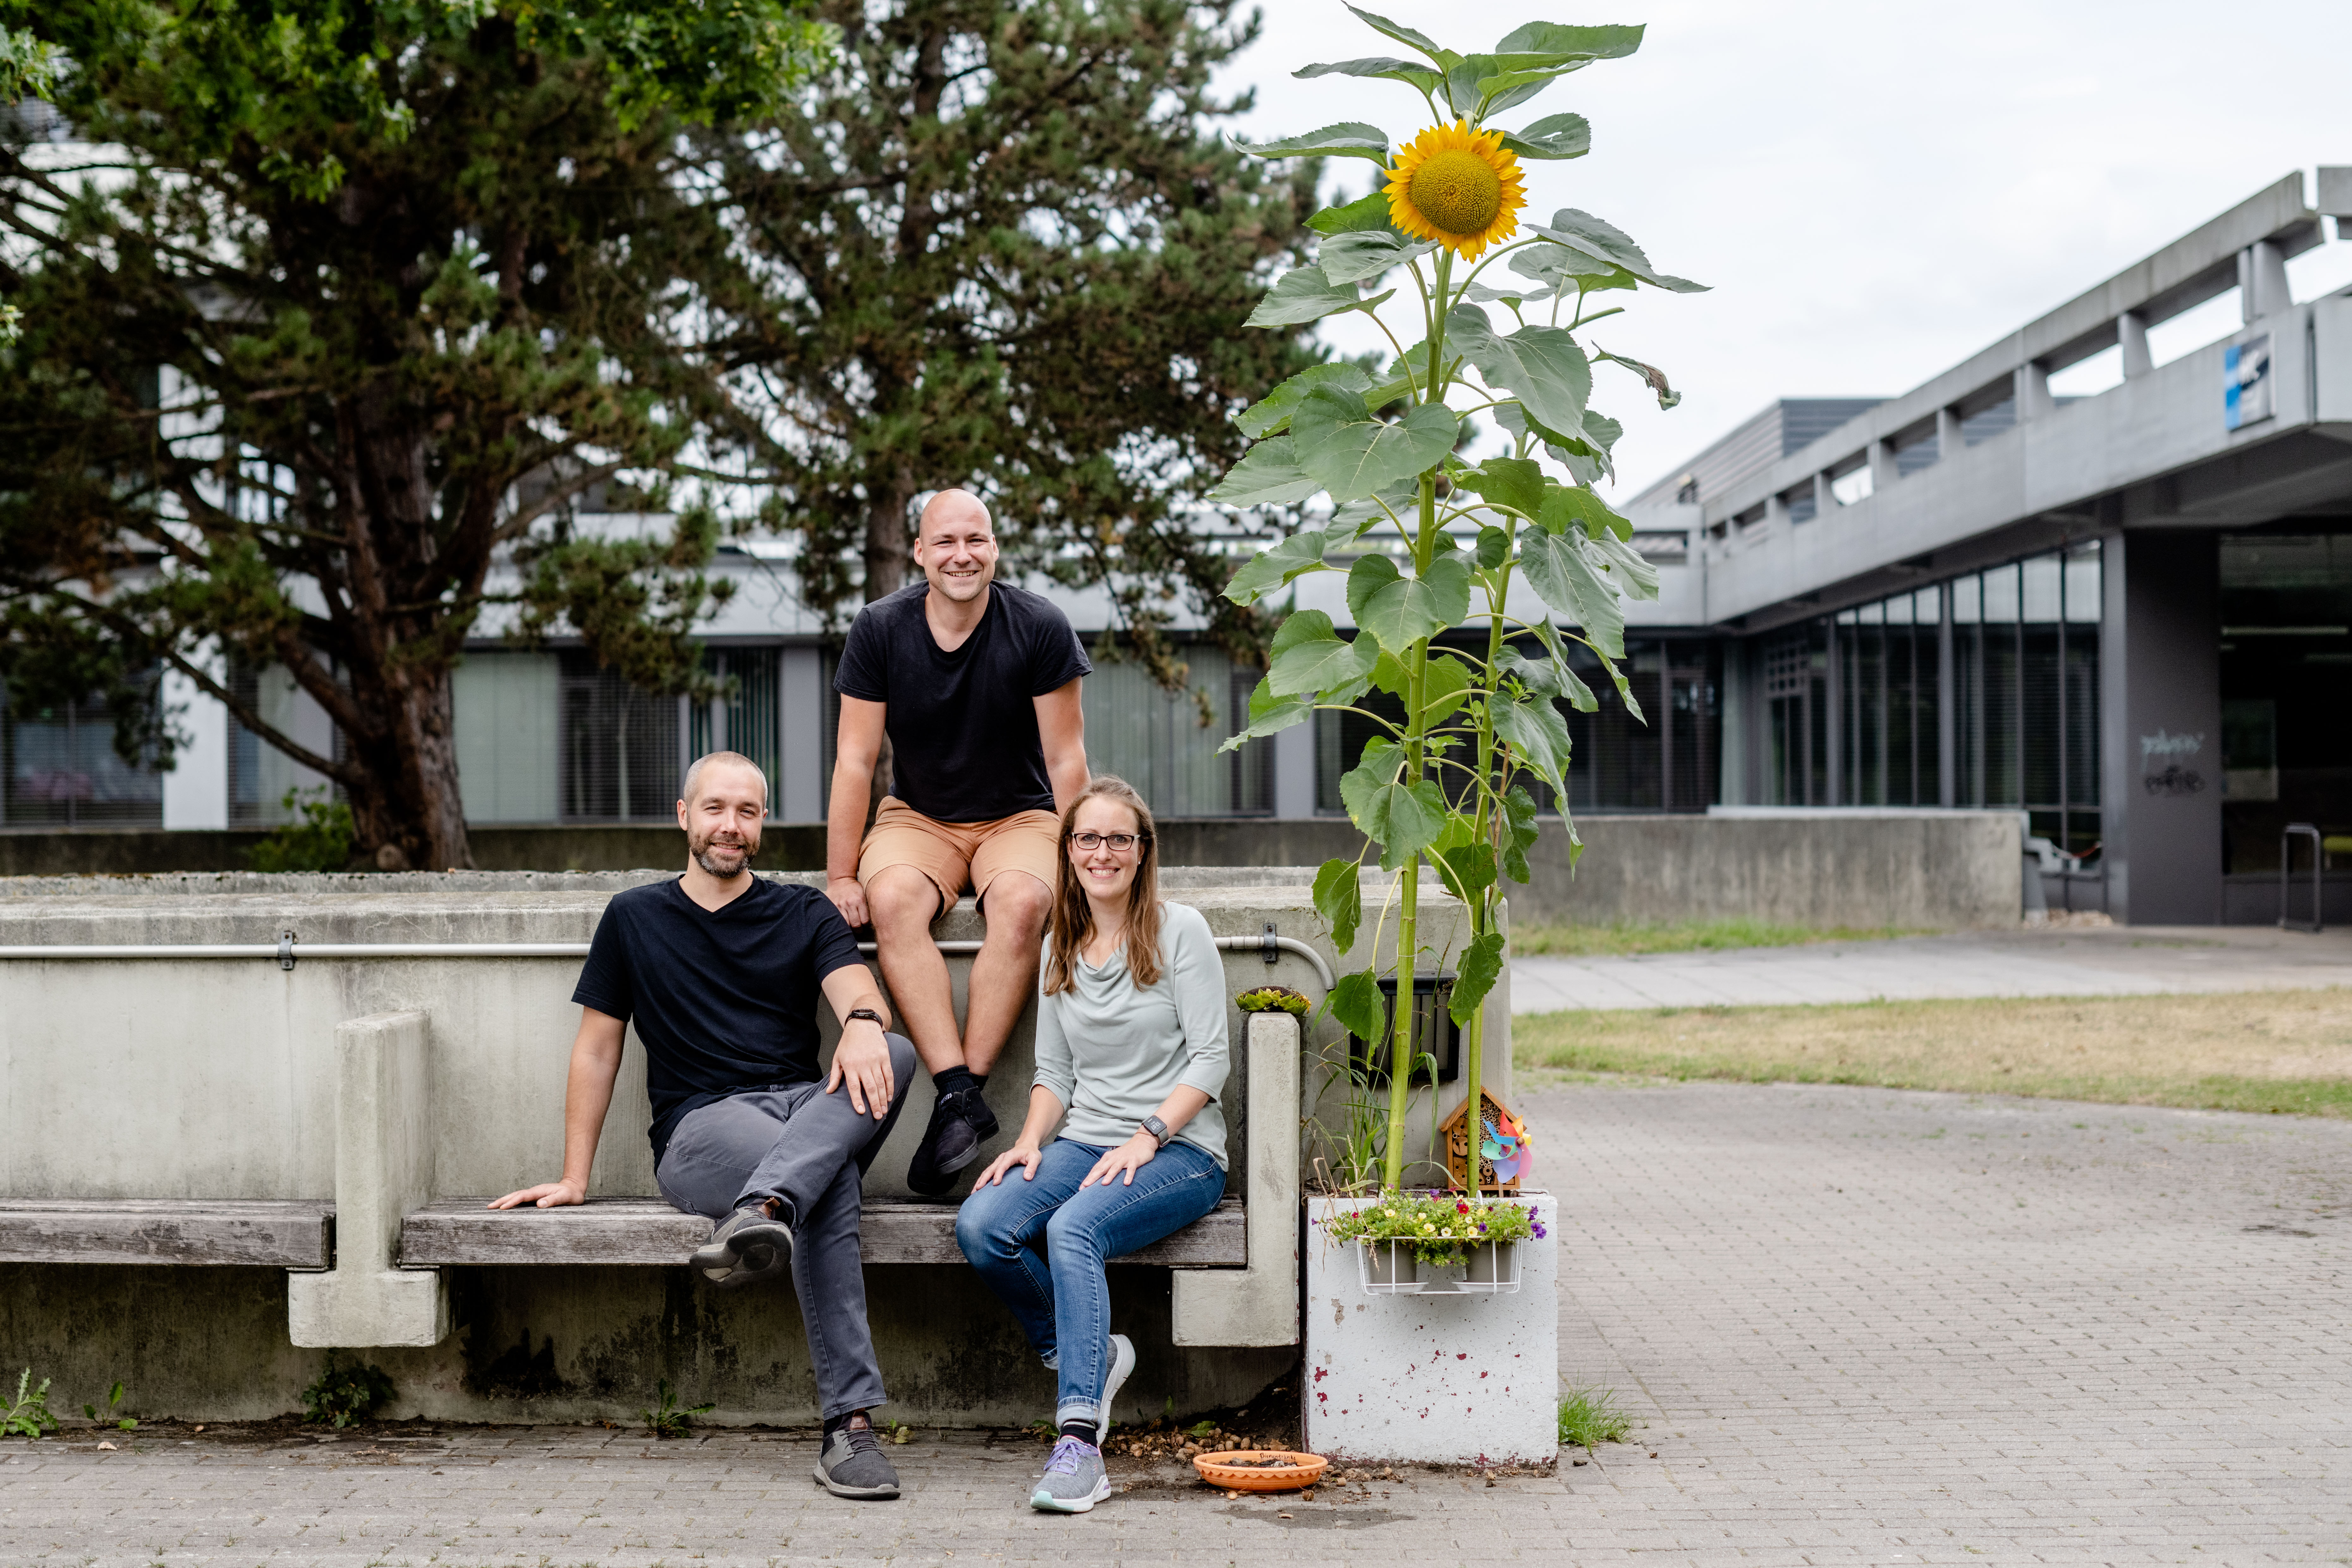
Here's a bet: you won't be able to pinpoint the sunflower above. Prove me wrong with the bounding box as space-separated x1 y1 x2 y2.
1384 120 1526 261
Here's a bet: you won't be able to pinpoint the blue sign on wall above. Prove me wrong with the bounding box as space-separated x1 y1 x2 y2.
2224 334 2272 430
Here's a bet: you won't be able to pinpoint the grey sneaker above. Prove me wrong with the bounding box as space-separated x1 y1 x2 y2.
1030 1435 1110 1513
692 1202 792 1289
1098 1333 1136 1436
813 1420 902 1499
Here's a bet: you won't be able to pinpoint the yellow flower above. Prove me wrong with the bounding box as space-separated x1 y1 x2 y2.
1384 120 1526 261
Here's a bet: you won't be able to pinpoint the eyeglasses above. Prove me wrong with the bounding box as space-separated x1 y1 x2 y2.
1066 832 1145 853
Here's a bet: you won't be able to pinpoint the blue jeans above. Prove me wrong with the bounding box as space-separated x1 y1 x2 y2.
954 1137 1225 1428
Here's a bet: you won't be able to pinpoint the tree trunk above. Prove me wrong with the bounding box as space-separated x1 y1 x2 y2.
861 465 916 820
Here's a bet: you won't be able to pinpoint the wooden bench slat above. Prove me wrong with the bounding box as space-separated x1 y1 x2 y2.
0 1199 333 1267
401 1197 1247 1268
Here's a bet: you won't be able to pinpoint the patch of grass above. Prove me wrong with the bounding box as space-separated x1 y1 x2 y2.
301 1354 394 1429
1516 988 2352 1116
1511 917 1922 958
639 1380 713 1439
1557 1385 1633 1449
2 1369 56 1439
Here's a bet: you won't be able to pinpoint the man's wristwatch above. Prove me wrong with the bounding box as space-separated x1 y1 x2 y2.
1139 1114 1173 1148
846 1007 886 1030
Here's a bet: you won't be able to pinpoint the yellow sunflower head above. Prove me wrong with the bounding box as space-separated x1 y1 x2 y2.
1383 120 1526 261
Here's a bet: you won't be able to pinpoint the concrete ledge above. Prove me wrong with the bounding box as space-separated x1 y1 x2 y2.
400 1197 1247 1268
0 1199 331 1267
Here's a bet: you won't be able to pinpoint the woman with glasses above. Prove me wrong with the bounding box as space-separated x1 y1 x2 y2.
953 775 1230 1514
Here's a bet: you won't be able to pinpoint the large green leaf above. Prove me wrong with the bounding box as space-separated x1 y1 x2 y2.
1318 229 1437 285
1346 552 1471 654
1344 4 1452 64
1500 785 1540 883
1206 436 1323 506
1529 618 1599 711
1312 857 1363 955
1544 481 1631 541
1445 306 1591 438
1449 930 1506 1026
1291 388 1460 502
1530 208 1709 293
1330 479 1421 537
1344 756 1446 868
1246 265 1392 328
1521 522 1625 657
1224 527 1333 605
1268 609 1378 696
1308 191 1412 239
1499 112 1591 161
1437 842 1497 901
1495 22 1644 59
1470 60 1582 117
1420 652 1475 724
1237 363 1373 439
1219 675 1314 753
1325 967 1388 1045
1492 690 1574 792
1454 455 1546 521
1231 121 1390 164
1294 57 1444 96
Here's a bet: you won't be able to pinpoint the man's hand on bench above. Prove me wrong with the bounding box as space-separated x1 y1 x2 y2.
487 1179 586 1211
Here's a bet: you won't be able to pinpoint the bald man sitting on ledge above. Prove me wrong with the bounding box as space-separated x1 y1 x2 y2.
492 750 918 1502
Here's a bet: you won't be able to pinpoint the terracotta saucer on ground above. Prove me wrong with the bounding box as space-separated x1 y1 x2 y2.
1192 1449 1329 1492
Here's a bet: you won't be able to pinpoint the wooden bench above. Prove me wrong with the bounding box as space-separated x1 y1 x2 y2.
0 1199 332 1268
400 1197 1247 1268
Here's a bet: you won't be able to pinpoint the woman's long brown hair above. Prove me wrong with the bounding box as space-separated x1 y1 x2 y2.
1043 775 1163 995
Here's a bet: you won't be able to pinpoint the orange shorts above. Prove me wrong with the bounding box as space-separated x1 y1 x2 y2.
857 798 1062 914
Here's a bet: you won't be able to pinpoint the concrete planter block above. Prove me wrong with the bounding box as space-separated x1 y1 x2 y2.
1171 1010 1300 1347
1303 1192 1557 1466
287 1010 449 1348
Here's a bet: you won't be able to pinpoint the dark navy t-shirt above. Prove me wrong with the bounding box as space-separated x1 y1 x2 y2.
832 581 1091 822
572 877 866 1162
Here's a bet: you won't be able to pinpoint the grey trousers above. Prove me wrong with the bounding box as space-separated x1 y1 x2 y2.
654 1033 916 1420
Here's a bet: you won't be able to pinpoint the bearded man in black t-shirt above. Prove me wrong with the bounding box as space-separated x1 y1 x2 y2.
825 488 1092 1196
493 751 916 1502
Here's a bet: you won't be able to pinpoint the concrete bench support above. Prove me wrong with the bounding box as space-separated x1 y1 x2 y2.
287 1011 449 1348
1170 1011 1300 1347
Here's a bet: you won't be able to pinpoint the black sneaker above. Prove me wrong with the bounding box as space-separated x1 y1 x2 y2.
905 1086 1000 1197
814 1420 902 1499
691 1202 793 1289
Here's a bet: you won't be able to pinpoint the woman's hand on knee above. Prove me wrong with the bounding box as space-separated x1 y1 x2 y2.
1081 1133 1159 1189
977 1141 1043 1187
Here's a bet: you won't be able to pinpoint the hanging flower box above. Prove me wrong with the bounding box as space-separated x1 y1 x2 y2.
1322 1192 1544 1298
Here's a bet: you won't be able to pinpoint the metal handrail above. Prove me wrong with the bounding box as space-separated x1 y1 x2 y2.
0 931 1338 990
2281 822 2324 933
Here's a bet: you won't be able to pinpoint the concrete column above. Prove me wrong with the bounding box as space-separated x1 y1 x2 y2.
2016 361 2054 420
161 646 231 831
778 646 827 822
1936 406 1966 460
1718 639 1752 806
1764 492 1790 529
2239 240 2291 322
287 1011 450 1348
2118 310 2153 378
1272 712 1317 818
1868 438 1899 491
1171 1010 1299 1347
1936 586 1957 808
1812 471 1837 518
2099 531 2222 925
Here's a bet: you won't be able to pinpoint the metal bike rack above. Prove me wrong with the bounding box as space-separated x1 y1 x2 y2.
2280 822 2324 933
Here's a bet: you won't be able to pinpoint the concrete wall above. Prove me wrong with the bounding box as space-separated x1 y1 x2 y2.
0 868 1502 1426
3 813 2023 930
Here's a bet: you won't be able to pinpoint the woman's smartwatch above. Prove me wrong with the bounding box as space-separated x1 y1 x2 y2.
1139 1114 1173 1148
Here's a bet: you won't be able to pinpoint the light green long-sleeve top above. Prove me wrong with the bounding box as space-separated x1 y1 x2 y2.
1031 900 1230 1169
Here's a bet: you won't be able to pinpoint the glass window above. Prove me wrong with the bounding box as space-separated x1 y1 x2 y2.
559 651 681 822
2 678 165 828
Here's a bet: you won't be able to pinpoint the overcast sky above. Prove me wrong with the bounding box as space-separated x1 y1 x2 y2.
1212 0 2352 502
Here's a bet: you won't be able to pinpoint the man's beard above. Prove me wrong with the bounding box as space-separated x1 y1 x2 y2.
692 832 755 878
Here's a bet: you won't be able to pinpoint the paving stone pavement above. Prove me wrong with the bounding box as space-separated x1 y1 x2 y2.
3 1078 2348 1566
1511 924 2352 1013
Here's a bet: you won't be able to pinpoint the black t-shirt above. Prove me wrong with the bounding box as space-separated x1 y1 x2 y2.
571 877 867 1161
832 581 1092 821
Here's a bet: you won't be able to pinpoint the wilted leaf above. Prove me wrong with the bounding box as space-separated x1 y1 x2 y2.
1592 343 1680 409
1312 857 1363 954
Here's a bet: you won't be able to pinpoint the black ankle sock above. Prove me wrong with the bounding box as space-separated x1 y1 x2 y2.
933 1065 985 1098
824 1409 870 1439
1059 1418 1098 1446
